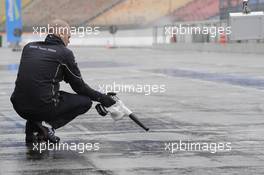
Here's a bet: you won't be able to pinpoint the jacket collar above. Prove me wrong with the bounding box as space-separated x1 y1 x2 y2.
45 34 65 46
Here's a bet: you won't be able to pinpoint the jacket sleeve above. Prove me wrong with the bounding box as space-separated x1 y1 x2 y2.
62 50 103 101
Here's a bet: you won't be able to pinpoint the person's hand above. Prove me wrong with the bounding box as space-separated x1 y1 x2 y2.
99 94 116 108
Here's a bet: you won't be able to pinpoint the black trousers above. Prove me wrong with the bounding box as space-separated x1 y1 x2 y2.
12 91 92 129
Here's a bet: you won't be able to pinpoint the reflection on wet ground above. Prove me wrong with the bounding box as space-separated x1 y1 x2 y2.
0 61 131 72
148 68 264 89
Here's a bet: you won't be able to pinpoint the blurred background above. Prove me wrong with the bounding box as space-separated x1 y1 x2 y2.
0 0 264 48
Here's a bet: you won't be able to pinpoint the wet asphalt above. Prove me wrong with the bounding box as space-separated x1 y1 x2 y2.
0 47 263 175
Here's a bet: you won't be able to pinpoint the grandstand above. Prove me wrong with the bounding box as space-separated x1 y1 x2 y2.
22 0 122 27
88 0 193 26
1 0 264 30
168 0 220 22
1 0 222 29
1 0 200 29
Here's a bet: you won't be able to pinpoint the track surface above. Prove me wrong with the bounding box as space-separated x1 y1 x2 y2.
0 47 263 175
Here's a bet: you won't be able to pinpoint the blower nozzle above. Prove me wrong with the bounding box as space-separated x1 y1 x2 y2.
96 93 149 132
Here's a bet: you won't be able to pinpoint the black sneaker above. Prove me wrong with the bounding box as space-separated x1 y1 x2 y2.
35 121 60 143
25 121 39 143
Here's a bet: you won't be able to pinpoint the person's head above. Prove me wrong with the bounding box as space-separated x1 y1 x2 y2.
48 19 71 46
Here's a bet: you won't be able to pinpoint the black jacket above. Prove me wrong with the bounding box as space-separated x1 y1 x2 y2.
11 34 104 111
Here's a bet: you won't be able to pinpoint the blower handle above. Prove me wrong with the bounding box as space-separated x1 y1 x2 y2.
101 92 150 132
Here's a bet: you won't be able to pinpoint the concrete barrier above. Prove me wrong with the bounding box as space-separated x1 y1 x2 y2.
154 43 264 54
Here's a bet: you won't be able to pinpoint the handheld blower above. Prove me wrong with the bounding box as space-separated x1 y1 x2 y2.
95 92 149 132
